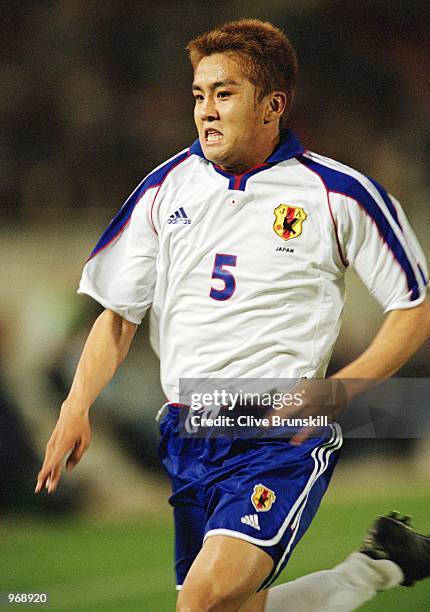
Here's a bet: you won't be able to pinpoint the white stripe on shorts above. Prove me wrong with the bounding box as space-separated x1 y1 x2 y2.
260 423 343 588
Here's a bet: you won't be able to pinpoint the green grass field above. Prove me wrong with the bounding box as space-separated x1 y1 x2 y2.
2 491 429 611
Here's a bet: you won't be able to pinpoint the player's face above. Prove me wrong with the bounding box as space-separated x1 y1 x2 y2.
193 53 272 174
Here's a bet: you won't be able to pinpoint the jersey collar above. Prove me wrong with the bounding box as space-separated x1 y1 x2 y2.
189 128 304 165
189 129 304 191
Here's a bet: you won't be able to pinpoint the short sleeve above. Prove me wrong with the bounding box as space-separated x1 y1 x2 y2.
332 188 428 312
78 181 159 324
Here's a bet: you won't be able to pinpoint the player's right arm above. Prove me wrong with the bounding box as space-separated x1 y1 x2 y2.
36 150 187 493
35 309 137 494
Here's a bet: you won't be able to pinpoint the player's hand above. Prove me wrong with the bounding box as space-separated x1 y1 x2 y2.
35 403 91 494
266 379 347 445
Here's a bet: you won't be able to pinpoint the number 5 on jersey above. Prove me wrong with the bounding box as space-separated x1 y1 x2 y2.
210 253 237 301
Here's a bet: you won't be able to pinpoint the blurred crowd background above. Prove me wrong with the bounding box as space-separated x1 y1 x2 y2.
0 0 429 518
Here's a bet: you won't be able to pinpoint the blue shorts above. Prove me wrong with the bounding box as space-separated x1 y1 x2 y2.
158 404 342 589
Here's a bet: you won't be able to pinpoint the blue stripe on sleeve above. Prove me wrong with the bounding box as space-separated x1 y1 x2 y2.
299 155 420 301
417 263 428 286
367 177 402 230
89 150 189 259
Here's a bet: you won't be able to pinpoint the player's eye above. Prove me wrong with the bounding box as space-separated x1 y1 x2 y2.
193 94 204 102
217 91 231 99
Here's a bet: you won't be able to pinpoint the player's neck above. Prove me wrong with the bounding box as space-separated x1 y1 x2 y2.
218 131 281 175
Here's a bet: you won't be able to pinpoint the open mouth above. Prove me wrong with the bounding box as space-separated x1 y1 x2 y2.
204 128 223 143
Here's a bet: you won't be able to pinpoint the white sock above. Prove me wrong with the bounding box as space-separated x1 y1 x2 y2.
265 552 403 612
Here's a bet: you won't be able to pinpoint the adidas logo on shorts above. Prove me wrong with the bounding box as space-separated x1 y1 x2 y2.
167 207 191 224
241 514 260 530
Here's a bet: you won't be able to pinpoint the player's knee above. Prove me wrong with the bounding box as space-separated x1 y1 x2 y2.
177 580 240 612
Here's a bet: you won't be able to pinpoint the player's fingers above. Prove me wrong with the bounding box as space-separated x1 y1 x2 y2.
35 474 47 494
47 462 63 493
265 403 296 423
66 440 87 471
36 458 59 493
290 425 316 446
35 456 54 493
35 439 69 493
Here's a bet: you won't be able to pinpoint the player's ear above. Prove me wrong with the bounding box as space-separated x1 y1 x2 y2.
263 92 287 125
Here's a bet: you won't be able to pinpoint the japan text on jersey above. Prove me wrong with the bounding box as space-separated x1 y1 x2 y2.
78 129 428 401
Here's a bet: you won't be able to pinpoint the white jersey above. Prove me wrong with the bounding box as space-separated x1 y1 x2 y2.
78 130 428 401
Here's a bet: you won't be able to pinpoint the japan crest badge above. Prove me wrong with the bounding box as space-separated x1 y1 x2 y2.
273 204 307 241
251 484 277 512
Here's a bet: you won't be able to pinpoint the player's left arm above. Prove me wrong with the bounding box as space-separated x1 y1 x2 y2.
291 186 429 444
332 186 429 392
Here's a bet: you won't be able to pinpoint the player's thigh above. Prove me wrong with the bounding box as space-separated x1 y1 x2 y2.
177 535 273 612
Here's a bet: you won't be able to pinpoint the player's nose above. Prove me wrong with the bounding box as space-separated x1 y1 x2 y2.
197 97 219 121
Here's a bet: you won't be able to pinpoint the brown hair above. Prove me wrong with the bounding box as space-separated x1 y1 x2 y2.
187 19 298 116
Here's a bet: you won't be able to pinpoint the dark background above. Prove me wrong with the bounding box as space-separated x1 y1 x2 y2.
0 0 429 516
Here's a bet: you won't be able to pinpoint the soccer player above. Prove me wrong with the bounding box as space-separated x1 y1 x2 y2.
35 19 430 611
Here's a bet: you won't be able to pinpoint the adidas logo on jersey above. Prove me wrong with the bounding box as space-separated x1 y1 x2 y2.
240 514 260 530
167 207 191 224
